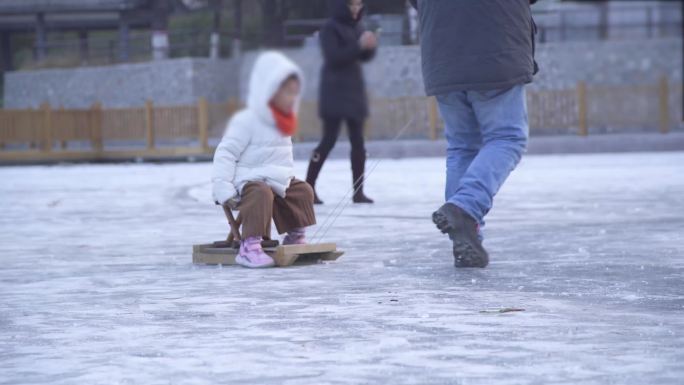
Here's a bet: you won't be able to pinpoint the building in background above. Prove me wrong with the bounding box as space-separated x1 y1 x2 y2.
0 0 682 125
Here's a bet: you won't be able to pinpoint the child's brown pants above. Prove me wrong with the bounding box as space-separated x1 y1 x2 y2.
239 179 316 239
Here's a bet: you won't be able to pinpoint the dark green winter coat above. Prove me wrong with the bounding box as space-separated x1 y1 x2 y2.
409 0 538 95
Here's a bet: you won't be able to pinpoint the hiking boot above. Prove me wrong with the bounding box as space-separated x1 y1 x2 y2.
432 203 489 268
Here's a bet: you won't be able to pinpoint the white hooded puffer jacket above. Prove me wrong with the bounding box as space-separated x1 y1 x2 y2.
212 51 304 204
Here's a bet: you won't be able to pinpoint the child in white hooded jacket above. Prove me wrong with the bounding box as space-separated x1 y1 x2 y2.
212 51 316 268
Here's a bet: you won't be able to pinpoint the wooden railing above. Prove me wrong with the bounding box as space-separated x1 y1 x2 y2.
0 78 680 163
0 98 241 162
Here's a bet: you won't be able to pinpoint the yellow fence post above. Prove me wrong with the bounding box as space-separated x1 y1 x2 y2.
41 102 52 152
659 76 670 134
91 102 103 152
59 105 67 149
198 97 209 151
428 96 438 140
577 81 588 136
145 100 155 150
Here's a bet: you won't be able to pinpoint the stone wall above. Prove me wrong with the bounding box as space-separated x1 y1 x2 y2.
532 38 682 90
3 57 240 109
4 37 681 109
237 37 681 103
237 44 425 102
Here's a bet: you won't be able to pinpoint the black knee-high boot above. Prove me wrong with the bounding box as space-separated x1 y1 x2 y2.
306 150 325 205
307 118 343 205
351 151 374 204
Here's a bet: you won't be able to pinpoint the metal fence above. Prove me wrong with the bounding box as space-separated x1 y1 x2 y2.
533 2 682 43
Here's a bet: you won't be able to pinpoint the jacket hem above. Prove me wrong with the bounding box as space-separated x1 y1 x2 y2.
425 74 534 96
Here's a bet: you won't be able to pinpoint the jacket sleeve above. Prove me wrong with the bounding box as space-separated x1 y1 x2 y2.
320 23 362 67
211 116 250 205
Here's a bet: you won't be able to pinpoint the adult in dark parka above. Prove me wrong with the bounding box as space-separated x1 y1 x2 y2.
410 0 539 268
305 0 377 204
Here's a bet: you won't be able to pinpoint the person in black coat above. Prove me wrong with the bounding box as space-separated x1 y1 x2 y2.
305 0 377 204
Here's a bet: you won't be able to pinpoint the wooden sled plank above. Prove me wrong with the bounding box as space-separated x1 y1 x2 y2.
287 251 344 265
192 243 343 267
272 243 338 267
192 244 238 265
211 239 279 249
320 251 344 261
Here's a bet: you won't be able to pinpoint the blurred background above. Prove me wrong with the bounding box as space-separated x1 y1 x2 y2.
0 0 682 162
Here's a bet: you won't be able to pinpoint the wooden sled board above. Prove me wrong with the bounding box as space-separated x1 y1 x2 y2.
192 243 343 267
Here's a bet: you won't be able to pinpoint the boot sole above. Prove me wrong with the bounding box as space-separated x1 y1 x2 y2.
432 210 489 268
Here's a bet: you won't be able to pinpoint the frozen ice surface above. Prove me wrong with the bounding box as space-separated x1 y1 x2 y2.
1 152 683 384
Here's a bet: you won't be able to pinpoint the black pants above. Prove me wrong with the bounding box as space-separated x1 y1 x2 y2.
307 117 367 193
314 117 366 162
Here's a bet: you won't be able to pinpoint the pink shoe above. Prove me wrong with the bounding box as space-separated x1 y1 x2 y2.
236 237 275 268
283 228 307 245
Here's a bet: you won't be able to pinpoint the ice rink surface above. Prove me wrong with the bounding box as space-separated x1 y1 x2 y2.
1 152 683 384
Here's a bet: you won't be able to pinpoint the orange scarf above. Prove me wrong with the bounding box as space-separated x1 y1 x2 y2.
270 103 298 137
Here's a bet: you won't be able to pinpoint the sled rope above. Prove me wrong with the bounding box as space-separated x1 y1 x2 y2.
311 116 416 244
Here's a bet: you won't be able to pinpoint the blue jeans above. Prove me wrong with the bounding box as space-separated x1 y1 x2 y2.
437 85 529 233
